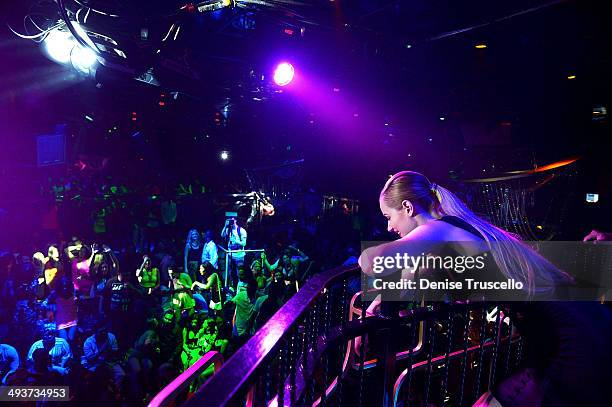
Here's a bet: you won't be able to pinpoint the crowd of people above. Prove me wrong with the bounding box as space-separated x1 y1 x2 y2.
0 213 350 405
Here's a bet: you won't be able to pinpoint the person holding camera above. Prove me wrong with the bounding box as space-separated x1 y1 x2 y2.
221 218 247 289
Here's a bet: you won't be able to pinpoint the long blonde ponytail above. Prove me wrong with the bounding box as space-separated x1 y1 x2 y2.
382 171 572 297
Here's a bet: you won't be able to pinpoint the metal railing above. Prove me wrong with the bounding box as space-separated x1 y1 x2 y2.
149 351 224 407
160 264 525 406
217 246 265 286
185 264 361 406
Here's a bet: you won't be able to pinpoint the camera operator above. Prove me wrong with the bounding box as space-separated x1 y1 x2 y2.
220 218 247 289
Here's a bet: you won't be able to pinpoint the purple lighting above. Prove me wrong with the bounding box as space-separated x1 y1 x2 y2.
273 62 295 86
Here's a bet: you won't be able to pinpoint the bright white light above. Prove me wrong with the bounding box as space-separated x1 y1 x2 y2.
43 26 98 74
586 193 599 203
71 46 98 74
43 28 74 64
273 62 294 86
220 151 229 160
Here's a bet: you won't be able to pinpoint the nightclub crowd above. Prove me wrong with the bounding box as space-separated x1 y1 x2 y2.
0 202 363 405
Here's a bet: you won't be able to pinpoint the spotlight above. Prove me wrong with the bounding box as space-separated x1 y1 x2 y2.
43 28 74 64
220 151 229 160
71 45 98 74
273 62 294 86
42 26 98 75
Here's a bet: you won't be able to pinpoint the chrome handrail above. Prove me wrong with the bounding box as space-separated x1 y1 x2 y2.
149 351 224 407
184 264 361 406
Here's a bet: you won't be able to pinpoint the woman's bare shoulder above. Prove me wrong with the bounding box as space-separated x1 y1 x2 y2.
414 219 482 242
405 220 453 241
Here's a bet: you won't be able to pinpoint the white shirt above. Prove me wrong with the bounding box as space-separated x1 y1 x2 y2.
81 332 119 371
1 344 19 384
201 240 219 269
222 226 247 261
27 338 72 368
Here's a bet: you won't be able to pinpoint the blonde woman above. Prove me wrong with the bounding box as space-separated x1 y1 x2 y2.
359 171 610 407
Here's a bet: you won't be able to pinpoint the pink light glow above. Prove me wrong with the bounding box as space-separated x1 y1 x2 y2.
273 62 295 86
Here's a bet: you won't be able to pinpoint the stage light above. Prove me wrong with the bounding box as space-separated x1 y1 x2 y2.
43 28 74 64
220 151 229 160
567 75 576 80
475 43 487 49
42 26 98 74
71 45 98 74
273 62 294 86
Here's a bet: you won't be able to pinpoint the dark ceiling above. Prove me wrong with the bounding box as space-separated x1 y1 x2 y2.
0 0 609 204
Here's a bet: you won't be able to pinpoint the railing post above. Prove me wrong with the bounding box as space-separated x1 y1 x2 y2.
504 319 514 377
358 294 367 407
458 306 472 407
440 309 455 405
488 307 502 389
404 318 418 405
373 324 399 407
473 304 489 401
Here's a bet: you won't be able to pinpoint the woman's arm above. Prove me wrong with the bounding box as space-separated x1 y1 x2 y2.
184 245 189 273
289 246 309 263
107 249 119 272
202 273 216 290
191 281 205 290
262 253 279 272
86 246 96 268
136 257 148 280
359 225 444 277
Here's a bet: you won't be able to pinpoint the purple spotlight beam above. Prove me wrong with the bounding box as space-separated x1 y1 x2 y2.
273 62 294 86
